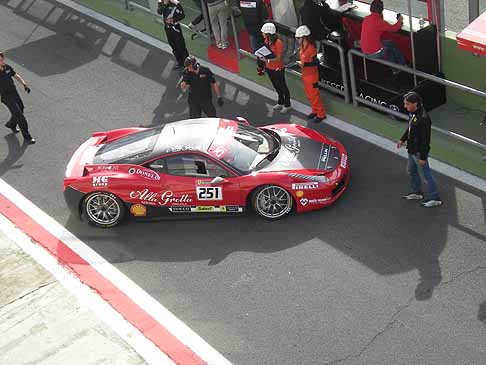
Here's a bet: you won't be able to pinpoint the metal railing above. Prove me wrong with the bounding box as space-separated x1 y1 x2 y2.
348 48 486 150
229 18 351 104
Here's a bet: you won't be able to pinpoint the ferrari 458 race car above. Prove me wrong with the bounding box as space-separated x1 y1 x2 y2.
64 118 349 228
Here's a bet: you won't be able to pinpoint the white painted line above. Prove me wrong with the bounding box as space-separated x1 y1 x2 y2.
0 213 175 365
53 0 486 193
0 178 232 365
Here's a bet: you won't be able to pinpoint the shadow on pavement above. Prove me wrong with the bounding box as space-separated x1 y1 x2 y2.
0 134 28 177
2 0 486 305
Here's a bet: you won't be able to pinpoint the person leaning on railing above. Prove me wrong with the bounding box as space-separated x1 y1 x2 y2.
360 0 406 74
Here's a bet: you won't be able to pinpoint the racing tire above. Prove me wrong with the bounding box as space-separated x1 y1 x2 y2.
252 185 293 220
82 192 126 228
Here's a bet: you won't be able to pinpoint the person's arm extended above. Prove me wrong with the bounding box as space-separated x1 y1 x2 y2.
380 16 402 33
13 73 30 93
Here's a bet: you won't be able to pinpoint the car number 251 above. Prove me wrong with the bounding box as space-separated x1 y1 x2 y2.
197 187 223 200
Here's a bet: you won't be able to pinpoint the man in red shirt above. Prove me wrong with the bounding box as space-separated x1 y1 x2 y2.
360 0 406 69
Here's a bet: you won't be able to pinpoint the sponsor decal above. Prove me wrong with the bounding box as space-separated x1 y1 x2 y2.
92 176 108 187
169 205 244 213
96 165 118 171
170 206 192 212
340 154 348 168
284 136 301 156
196 206 215 212
130 204 147 217
197 186 223 200
166 144 204 153
296 190 304 198
300 197 332 206
292 182 319 190
129 189 192 206
196 179 212 185
128 167 160 181
320 147 329 162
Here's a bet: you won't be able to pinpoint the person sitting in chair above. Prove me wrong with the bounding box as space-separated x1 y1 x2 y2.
360 0 406 72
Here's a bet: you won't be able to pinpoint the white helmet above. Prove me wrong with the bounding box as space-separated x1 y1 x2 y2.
295 25 311 38
261 22 276 35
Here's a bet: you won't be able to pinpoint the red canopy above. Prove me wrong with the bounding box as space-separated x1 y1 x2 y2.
457 11 486 56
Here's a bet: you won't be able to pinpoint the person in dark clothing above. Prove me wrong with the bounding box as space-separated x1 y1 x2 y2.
397 92 442 207
158 0 189 70
239 0 269 51
299 0 339 41
180 56 224 118
0 52 35 144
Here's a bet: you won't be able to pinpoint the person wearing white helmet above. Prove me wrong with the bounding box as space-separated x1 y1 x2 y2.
257 22 291 113
295 25 326 123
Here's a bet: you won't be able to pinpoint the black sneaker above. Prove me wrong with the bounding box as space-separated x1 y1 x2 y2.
307 113 316 120
5 123 19 134
24 138 36 145
402 192 424 200
421 199 442 207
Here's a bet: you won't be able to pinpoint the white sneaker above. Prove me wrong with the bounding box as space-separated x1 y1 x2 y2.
280 106 291 114
221 42 229 49
402 192 424 200
421 199 443 207
216 43 223 49
272 104 283 110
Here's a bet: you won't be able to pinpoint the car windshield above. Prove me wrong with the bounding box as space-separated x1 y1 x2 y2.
93 127 163 164
208 120 279 173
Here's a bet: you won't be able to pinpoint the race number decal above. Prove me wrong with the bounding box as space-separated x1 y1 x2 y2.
196 187 223 200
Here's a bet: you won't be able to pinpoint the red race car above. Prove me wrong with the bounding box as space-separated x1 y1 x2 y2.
64 118 349 228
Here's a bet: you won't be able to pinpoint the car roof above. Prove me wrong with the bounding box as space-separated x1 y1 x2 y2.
154 118 220 155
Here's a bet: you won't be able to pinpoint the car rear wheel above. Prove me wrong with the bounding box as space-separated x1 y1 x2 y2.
82 192 125 228
252 185 293 219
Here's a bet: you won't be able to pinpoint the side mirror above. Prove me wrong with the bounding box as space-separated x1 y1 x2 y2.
236 117 250 125
210 176 226 185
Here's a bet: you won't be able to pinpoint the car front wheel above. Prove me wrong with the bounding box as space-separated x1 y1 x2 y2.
252 185 293 220
82 192 125 228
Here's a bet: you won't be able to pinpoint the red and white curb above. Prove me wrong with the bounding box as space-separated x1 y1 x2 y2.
0 178 231 365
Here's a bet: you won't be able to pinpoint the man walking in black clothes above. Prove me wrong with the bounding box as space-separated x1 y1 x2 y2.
0 52 35 144
158 0 189 70
397 92 442 207
180 56 223 118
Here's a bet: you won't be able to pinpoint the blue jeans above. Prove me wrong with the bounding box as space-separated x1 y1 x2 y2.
407 153 440 200
368 40 406 65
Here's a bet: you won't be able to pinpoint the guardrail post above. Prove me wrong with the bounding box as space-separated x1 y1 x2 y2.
347 50 358 107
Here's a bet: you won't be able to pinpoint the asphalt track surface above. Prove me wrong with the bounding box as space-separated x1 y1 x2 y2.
1 1 486 364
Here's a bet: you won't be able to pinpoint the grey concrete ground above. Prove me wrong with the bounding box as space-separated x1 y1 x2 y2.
0 231 145 365
1 0 486 364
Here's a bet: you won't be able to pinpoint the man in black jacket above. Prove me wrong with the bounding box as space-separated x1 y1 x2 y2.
299 0 340 41
0 52 35 144
397 92 442 207
180 56 223 118
239 0 268 51
158 0 189 70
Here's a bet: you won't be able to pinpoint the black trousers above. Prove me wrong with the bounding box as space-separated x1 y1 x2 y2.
165 24 189 67
188 98 216 118
2 92 32 140
266 69 291 107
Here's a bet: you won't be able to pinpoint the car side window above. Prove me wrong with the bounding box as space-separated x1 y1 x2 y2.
166 154 230 178
145 158 166 173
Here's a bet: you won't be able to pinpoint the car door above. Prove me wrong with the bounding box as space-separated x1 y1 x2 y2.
150 153 244 214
